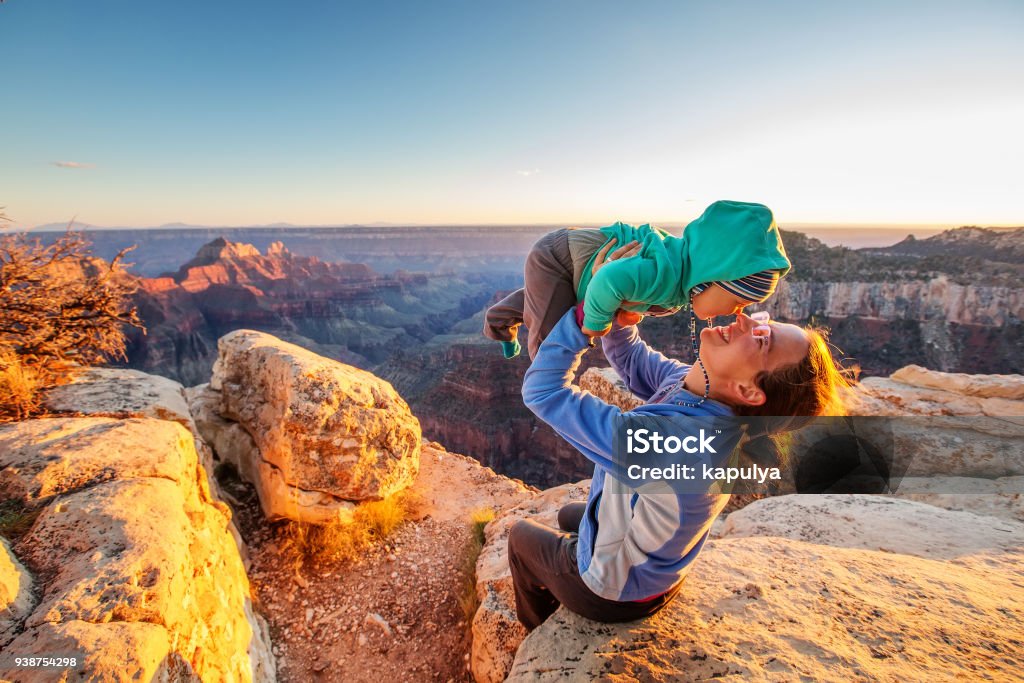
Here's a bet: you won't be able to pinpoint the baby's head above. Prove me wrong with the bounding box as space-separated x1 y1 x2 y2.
690 270 781 319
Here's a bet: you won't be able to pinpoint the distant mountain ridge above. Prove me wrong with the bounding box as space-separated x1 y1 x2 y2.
780 228 1022 287
868 226 1024 264
28 220 408 231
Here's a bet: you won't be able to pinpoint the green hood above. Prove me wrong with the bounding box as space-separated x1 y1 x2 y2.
578 200 791 332
676 199 791 297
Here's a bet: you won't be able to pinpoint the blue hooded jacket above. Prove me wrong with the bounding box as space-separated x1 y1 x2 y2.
522 310 743 601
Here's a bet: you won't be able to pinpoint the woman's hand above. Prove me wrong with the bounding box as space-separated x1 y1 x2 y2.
589 237 644 328
591 237 641 278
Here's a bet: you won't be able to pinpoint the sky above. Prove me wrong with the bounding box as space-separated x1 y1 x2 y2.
1 0 1022 229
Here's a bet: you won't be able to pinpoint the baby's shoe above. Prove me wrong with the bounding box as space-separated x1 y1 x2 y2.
500 338 521 359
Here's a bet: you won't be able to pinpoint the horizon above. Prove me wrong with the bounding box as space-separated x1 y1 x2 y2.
19 219 1021 253
19 219 1020 232
1 1 1022 228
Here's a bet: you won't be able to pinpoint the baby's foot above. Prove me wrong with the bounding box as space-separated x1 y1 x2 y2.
500 338 521 359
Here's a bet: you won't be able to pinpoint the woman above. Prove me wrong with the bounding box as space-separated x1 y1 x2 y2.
508 242 852 631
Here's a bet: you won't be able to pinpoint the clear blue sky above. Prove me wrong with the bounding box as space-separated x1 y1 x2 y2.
1 0 1022 228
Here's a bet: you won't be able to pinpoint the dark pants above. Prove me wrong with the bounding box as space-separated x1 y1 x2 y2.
483 228 578 360
507 502 680 631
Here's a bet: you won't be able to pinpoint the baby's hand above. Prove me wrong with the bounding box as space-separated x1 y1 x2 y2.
615 310 644 327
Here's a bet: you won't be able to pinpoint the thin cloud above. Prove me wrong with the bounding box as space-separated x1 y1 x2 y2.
53 161 95 169
516 168 541 177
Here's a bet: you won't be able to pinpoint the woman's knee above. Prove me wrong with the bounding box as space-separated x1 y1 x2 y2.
557 502 587 533
507 519 532 563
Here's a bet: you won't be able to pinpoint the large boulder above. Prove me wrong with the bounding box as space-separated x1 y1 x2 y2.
0 417 274 682
209 330 421 523
471 481 589 683
506 537 1024 682
187 382 353 526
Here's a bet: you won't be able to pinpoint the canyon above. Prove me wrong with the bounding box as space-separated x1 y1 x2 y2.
111 226 1023 488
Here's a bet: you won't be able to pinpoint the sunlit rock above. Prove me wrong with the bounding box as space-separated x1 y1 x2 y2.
720 494 1024 560
506 537 1024 681
0 537 35 649
0 417 274 682
210 330 421 522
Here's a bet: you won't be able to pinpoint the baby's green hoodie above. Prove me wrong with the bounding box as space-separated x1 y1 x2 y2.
576 200 791 332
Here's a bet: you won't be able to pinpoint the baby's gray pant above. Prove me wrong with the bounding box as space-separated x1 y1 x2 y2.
483 228 577 360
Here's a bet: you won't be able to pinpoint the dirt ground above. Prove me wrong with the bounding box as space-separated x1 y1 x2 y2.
219 442 533 683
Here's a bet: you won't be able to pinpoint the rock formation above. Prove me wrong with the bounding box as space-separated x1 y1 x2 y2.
845 366 1024 517
0 415 274 681
853 364 1024 417
195 329 421 524
124 237 511 385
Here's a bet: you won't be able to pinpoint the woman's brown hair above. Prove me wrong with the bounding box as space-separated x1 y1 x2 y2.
732 326 858 465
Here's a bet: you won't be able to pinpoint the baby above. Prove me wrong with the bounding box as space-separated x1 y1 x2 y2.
484 200 791 360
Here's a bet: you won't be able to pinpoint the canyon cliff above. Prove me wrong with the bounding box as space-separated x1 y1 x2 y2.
117 226 1022 488
126 238 511 385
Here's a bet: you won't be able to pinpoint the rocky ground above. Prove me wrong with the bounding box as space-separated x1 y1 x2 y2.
4 337 1022 681
222 442 531 683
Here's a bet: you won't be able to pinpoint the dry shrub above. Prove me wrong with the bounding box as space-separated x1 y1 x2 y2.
0 225 143 421
285 489 420 568
0 345 41 420
457 507 496 623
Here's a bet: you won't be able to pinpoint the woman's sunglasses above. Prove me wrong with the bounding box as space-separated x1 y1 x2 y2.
750 311 771 348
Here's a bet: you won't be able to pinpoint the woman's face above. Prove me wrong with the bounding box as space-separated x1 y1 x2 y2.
698 313 810 406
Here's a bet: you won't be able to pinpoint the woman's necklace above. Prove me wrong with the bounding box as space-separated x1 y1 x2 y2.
674 297 711 408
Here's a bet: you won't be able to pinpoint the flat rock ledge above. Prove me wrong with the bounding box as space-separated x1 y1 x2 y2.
472 491 1023 682
0 417 274 682
202 329 422 524
507 536 1023 682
